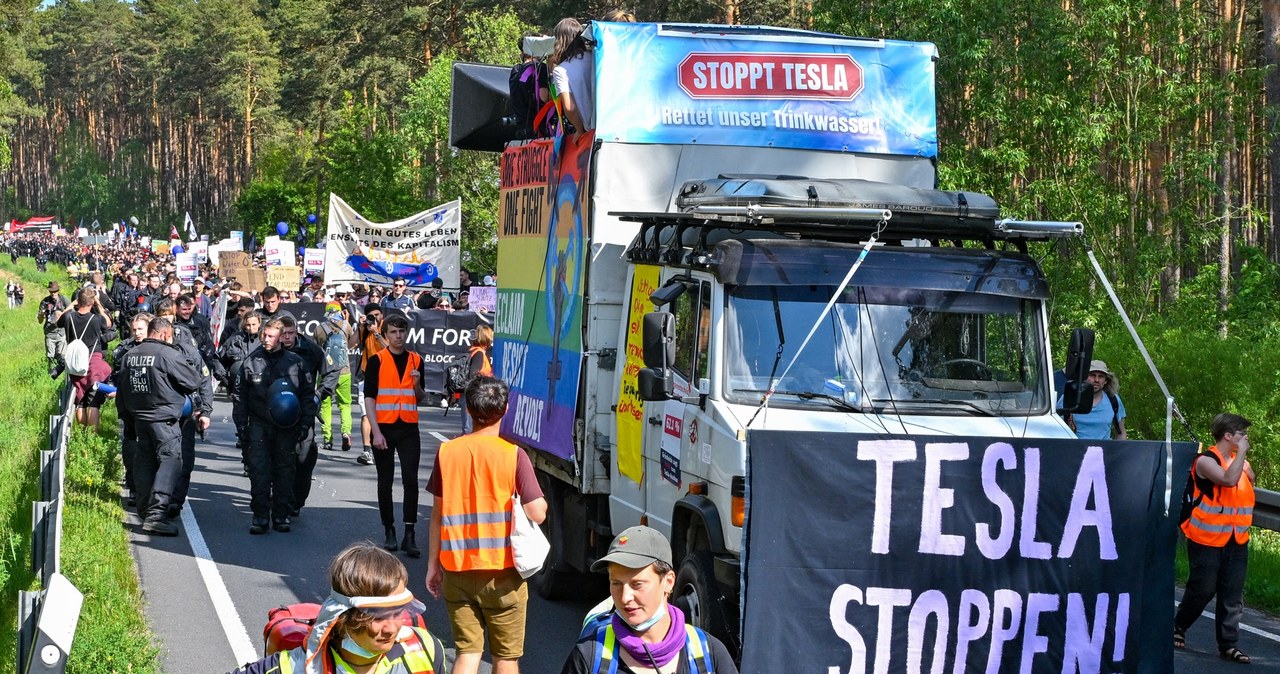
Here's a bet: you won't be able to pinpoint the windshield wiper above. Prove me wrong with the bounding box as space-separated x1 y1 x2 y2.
738 388 863 413
870 397 995 416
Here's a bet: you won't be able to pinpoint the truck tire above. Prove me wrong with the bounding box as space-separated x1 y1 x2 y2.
530 477 585 600
673 551 733 649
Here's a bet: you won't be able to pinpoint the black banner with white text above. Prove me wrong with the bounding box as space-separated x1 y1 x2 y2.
740 433 1196 674
286 302 491 391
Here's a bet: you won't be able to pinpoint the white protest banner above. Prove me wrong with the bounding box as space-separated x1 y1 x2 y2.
265 237 295 266
468 286 497 312
304 248 326 276
189 240 209 264
210 291 229 350
176 252 199 282
323 194 461 289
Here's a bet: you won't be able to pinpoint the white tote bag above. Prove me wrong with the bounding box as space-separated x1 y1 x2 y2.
510 494 550 579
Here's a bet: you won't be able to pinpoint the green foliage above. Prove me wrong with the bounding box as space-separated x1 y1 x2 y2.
233 173 311 243
0 260 67 672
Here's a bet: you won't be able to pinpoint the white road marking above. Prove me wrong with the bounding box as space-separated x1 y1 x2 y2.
430 431 450 443
182 507 258 665
1177 601 1280 643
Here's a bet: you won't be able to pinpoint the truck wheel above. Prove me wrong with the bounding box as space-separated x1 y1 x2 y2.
673 551 732 648
530 478 583 600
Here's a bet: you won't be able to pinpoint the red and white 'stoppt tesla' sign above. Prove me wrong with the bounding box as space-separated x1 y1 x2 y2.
677 53 864 100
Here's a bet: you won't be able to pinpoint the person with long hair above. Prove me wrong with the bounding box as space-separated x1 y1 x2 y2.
548 18 595 135
229 542 449 673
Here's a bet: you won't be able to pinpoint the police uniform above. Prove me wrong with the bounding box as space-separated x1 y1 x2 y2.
110 337 142 500
218 327 261 459
168 323 215 515
116 337 203 529
288 333 338 514
240 344 308 531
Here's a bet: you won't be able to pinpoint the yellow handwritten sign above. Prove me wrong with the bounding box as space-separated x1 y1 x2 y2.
616 265 661 485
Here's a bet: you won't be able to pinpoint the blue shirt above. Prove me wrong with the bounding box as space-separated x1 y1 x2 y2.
381 294 415 311
1068 392 1126 439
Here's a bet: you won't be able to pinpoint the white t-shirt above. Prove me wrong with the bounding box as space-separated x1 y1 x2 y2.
552 52 596 131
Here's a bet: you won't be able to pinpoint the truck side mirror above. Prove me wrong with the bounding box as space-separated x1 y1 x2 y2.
1060 328 1095 414
642 312 675 369
638 367 674 401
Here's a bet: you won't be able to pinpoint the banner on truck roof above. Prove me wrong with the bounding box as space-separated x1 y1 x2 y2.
740 433 1196 674
592 23 937 157
493 134 594 459
323 194 461 289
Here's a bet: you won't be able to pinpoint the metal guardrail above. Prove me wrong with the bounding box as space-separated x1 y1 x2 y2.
17 381 83 674
1255 489 1280 533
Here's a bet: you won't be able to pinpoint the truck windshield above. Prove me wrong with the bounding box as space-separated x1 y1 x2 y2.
723 285 1049 415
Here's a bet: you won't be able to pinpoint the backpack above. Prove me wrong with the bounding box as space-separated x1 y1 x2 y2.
63 315 92 377
1179 450 1220 525
580 610 716 674
508 61 552 137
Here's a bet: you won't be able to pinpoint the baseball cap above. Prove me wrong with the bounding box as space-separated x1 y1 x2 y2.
590 526 672 572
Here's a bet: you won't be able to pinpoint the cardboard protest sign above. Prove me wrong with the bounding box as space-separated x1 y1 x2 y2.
266 265 302 290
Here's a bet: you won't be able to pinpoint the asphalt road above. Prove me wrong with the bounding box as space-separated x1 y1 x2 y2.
125 396 599 674
122 396 1280 673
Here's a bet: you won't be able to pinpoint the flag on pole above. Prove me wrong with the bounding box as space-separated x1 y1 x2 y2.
169 224 180 240
184 211 198 241
91 219 101 231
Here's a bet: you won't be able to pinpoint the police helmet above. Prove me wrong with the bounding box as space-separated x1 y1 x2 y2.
267 379 301 428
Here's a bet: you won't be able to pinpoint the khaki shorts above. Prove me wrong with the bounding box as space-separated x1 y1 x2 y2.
443 567 528 657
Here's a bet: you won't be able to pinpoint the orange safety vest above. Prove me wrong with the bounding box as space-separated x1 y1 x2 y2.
469 346 493 377
437 436 518 572
374 349 422 425
1182 444 1254 546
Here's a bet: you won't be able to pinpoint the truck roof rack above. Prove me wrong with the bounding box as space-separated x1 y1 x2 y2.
614 177 1082 250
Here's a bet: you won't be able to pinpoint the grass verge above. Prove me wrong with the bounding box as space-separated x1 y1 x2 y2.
0 258 157 673
0 259 67 671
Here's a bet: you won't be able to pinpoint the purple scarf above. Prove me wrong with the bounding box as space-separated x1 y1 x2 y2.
611 604 686 669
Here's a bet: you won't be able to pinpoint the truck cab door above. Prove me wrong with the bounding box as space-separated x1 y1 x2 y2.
642 275 712 532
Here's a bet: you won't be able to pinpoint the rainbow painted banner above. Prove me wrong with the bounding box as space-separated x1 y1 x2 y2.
493 134 594 459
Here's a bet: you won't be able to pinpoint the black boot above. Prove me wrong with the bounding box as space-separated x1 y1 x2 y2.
384 525 399 551
401 526 420 558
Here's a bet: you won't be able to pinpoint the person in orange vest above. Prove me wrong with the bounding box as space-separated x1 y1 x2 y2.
228 541 448 674
356 303 389 466
460 325 494 433
1175 412 1256 664
363 313 428 556
426 376 547 674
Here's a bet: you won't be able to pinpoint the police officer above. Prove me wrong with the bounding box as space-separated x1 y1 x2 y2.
117 317 203 536
218 310 263 465
152 298 214 517
110 312 154 507
240 316 308 534
176 293 224 381
277 313 338 516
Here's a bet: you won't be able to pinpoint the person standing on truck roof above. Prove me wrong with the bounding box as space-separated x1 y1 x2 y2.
426 376 546 674
549 18 595 135
560 526 739 674
1061 359 1127 440
1175 413 1256 665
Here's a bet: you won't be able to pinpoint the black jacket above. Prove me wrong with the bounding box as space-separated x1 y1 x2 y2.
287 334 339 412
239 346 308 423
177 312 225 381
218 330 260 397
116 339 203 423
